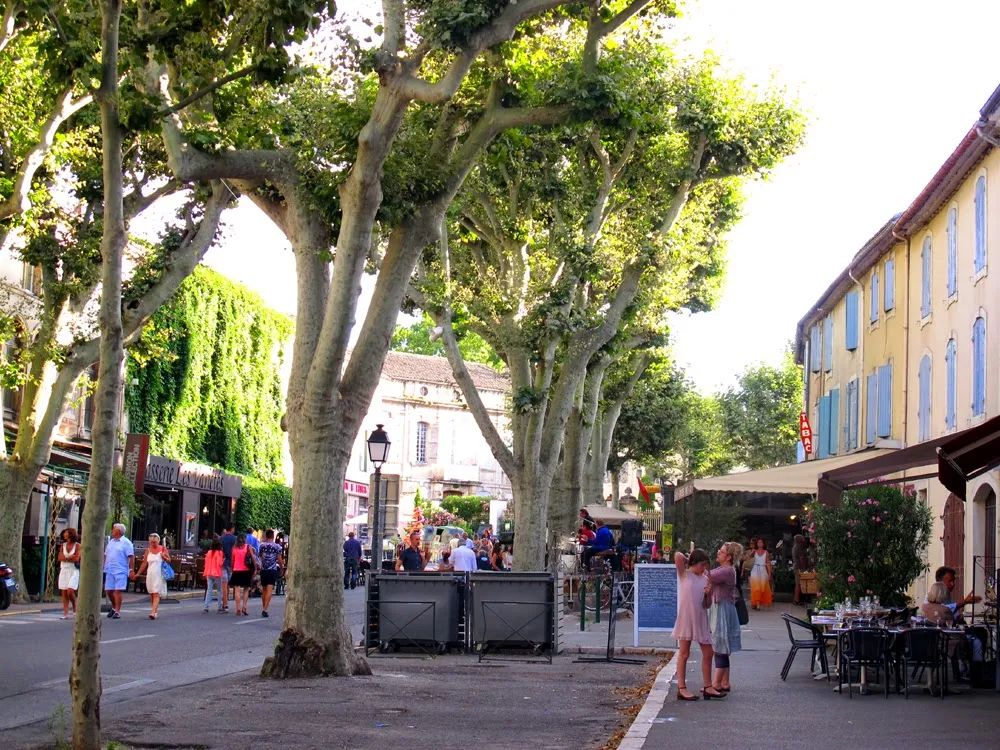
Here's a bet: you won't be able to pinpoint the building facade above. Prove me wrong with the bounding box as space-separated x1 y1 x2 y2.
795 84 1000 604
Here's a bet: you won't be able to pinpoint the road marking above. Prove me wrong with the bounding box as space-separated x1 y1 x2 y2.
104 678 155 694
100 634 156 645
235 616 270 624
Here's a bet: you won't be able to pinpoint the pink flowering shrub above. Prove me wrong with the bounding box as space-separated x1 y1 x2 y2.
812 485 932 607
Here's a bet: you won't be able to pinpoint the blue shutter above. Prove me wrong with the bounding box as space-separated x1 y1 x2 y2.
817 395 831 458
918 355 931 442
975 176 987 274
884 257 895 311
947 207 958 296
866 373 878 445
973 317 986 416
809 325 821 373
843 381 852 452
850 380 859 449
828 388 840 455
877 364 892 438
945 339 957 430
823 316 833 372
870 271 879 323
845 291 859 350
796 441 806 463
921 237 932 318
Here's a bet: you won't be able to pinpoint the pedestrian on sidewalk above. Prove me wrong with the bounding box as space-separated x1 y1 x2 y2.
672 549 725 701
258 530 283 617
707 542 743 694
246 527 260 553
203 539 224 612
452 539 477 572
343 531 362 589
490 541 506 571
749 539 773 610
230 533 257 616
106 523 135 620
136 533 171 620
58 528 80 619
220 524 237 612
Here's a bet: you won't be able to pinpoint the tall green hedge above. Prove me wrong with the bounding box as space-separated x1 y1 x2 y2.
125 266 293 481
234 476 292 533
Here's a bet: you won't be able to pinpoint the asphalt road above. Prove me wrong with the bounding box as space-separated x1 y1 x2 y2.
0 587 367 732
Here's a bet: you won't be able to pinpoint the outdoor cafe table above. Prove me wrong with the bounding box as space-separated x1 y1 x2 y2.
810 616 966 694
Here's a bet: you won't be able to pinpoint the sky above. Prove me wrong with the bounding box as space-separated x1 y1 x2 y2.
189 0 1000 394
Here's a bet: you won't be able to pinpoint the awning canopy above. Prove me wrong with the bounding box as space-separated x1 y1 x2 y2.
582 504 636 526
344 513 369 526
938 415 1000 500
676 449 897 500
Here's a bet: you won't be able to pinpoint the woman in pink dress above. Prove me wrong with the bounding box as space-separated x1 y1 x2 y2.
673 549 725 701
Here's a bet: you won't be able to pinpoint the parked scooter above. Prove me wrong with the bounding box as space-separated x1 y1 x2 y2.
0 560 16 609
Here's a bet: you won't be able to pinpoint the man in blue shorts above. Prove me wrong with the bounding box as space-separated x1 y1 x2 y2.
103 523 134 619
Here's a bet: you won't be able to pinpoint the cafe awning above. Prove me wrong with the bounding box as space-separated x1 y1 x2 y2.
676 449 897 500
582 504 636 525
938 414 1000 500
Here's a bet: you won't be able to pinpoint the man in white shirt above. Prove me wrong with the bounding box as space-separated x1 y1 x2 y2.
452 542 478 572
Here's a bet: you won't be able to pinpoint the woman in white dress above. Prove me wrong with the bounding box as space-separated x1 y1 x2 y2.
136 533 171 620
57 528 81 619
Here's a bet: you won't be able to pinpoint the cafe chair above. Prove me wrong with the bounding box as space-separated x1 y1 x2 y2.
839 627 893 699
899 629 947 699
780 613 829 681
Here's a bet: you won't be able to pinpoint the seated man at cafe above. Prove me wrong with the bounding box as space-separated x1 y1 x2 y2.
587 520 620 572
933 566 981 619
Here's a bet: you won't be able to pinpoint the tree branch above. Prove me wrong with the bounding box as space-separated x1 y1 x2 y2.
155 65 255 117
656 132 708 236
123 178 180 220
583 0 654 74
380 0 405 56
0 87 93 220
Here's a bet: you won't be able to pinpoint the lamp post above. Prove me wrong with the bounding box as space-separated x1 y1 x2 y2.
366 424 391 574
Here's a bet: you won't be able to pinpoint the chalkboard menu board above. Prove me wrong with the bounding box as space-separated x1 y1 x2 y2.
633 564 678 646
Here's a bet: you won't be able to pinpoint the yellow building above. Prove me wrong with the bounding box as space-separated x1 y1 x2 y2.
796 84 1000 604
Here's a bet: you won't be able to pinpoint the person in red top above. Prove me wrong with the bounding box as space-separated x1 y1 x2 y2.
203 539 224 613
230 534 258 616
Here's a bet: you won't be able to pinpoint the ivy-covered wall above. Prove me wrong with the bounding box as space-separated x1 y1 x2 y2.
125 266 293 482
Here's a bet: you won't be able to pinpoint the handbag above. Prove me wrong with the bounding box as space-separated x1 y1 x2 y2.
734 563 749 625
161 561 175 581
244 549 254 568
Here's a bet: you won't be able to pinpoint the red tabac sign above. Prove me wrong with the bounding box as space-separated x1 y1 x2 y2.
123 433 150 492
799 412 813 455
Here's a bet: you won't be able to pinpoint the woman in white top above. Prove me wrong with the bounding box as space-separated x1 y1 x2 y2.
136 533 171 620
57 528 81 619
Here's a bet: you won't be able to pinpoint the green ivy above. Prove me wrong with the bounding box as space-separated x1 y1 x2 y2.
125 266 293 482
234 476 293 534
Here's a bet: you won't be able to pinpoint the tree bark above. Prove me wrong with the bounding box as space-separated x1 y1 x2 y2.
0 461 43 596
71 0 126 746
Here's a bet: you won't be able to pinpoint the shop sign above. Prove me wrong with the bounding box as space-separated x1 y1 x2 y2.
145 454 242 496
344 479 368 497
799 412 814 455
123 434 150 492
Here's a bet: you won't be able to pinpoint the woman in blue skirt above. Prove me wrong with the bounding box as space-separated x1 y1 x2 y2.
705 541 744 693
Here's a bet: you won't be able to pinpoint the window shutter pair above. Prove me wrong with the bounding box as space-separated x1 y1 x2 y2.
843 380 859 451
865 373 878 445
828 388 840 455
817 395 831 458
945 339 957 430
877 364 892 438
845 292 859 350
921 238 932 318
947 207 958 296
975 176 987 274
810 325 822 373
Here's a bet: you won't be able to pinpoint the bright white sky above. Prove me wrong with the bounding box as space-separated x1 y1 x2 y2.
192 0 1000 394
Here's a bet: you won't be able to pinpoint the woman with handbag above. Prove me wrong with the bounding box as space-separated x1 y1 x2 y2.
136 533 171 620
706 542 744 694
230 533 258 616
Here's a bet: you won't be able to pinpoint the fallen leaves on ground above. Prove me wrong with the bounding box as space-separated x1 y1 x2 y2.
598 655 673 750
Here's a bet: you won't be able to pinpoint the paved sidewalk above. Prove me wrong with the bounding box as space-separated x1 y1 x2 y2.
637 606 999 749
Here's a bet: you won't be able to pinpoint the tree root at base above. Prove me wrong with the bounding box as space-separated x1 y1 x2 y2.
261 628 372 678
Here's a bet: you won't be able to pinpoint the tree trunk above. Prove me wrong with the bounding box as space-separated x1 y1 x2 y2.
512 465 551 571
262 413 370 678
0 460 44 599
71 1 126 746
610 471 619 508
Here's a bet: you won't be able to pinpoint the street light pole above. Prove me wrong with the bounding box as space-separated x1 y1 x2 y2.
366 424 391 575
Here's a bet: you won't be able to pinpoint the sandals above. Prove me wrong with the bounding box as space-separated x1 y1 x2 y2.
676 687 700 701
701 688 727 699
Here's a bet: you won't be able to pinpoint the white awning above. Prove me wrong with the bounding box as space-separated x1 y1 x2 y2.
675 449 897 499
344 513 369 526
582 504 638 524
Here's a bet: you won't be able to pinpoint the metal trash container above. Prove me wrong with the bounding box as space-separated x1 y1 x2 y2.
374 573 462 653
469 572 555 659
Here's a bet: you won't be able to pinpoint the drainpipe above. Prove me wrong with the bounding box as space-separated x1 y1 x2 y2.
892 228 910 453
848 267 865 452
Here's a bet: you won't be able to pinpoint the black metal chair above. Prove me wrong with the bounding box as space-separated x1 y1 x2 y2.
898 628 947 699
781 613 829 681
839 627 893 698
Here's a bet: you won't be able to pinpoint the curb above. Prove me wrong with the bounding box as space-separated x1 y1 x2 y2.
0 608 42 618
564 645 674 657
617 655 677 750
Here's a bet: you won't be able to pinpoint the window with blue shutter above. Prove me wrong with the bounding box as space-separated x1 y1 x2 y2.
918 355 931 442
865 372 878 445
870 271 879 324
975 175 987 274
845 291 859 350
823 316 833 372
973 317 986 416
809 325 821 373
947 207 958 296
817 395 831 458
843 381 852 452
849 380 859 449
828 388 840 455
945 338 957 430
877 363 892 438
921 237 932 318
884 257 895 311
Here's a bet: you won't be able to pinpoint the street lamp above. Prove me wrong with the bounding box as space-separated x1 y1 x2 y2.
366 424 391 574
